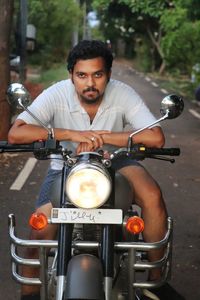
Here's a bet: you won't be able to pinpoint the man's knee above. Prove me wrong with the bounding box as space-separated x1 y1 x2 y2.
30 223 57 240
140 184 164 210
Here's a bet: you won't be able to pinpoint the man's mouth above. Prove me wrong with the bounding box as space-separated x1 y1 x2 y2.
83 87 99 94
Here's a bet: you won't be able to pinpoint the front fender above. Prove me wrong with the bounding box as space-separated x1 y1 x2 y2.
65 254 104 299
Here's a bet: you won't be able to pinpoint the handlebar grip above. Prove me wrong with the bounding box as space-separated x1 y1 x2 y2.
0 141 46 152
142 147 180 156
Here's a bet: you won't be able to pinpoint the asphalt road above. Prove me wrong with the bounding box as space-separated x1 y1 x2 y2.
0 61 200 300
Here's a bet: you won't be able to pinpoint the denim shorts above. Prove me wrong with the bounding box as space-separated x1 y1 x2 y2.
35 157 142 208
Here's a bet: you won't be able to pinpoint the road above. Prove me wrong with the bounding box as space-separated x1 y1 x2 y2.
0 61 200 300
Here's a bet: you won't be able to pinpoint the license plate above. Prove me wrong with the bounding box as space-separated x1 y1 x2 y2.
51 208 123 224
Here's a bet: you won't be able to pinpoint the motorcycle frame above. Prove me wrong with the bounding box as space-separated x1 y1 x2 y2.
7 153 174 300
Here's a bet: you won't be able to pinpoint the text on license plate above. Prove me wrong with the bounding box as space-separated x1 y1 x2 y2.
51 208 123 224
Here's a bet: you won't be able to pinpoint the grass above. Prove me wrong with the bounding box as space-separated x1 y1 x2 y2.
149 72 195 101
28 64 68 88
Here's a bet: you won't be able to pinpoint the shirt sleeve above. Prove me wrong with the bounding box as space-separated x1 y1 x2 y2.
122 86 158 130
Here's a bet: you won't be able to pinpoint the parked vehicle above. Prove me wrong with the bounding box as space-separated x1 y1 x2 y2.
0 83 184 300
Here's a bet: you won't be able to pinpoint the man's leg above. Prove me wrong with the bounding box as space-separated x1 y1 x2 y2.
118 165 168 280
21 203 57 298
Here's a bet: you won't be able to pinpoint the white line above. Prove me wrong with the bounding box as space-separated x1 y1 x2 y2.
161 88 168 94
145 76 151 82
151 82 158 87
10 158 37 191
189 109 200 119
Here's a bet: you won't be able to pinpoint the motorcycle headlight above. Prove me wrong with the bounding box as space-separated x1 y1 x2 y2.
66 162 111 209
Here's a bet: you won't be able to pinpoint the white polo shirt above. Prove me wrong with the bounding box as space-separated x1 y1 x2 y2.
18 79 158 169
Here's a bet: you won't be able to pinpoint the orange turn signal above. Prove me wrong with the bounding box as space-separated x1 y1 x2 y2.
125 216 144 235
29 213 48 230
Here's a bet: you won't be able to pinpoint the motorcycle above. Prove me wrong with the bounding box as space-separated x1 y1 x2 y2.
0 83 184 300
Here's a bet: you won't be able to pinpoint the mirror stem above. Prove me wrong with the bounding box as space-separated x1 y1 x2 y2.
129 112 169 139
19 99 52 137
127 111 169 150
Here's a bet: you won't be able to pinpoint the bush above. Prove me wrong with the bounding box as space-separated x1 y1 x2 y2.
134 38 153 72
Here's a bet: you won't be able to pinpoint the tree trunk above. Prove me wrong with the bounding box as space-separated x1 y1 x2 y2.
146 25 166 74
159 60 166 75
0 0 14 140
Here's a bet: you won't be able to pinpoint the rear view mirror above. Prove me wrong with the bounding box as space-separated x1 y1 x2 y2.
7 83 32 110
160 94 184 119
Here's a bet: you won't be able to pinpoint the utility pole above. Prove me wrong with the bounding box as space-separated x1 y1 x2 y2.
82 1 91 40
0 0 13 139
72 0 79 47
19 0 27 82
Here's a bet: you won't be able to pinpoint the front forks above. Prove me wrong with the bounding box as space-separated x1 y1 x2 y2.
101 224 114 300
56 223 73 300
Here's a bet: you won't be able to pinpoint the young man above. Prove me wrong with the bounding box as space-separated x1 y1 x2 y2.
8 40 184 300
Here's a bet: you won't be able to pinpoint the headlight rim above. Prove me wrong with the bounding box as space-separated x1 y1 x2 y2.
65 161 112 209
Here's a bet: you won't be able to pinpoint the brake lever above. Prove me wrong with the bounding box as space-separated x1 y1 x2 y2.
147 155 175 163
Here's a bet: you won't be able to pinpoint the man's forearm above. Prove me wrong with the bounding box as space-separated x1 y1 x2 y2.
8 123 73 144
102 127 165 148
8 120 108 147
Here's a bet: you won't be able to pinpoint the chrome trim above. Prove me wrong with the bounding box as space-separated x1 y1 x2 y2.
11 244 40 266
104 277 113 300
56 276 65 300
8 214 173 297
12 262 41 285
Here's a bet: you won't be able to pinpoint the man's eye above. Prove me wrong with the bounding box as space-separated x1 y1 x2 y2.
94 73 103 78
77 73 86 78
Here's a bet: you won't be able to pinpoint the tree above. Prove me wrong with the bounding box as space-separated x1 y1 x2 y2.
93 0 200 76
160 5 200 75
27 0 82 68
93 0 137 57
0 0 14 140
93 0 173 73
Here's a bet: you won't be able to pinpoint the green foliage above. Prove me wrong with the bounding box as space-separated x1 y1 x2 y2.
119 0 169 17
160 4 200 74
27 0 82 68
92 0 200 77
134 38 153 72
29 63 68 88
36 64 68 88
90 26 105 41
160 6 187 31
93 0 137 57
161 20 200 73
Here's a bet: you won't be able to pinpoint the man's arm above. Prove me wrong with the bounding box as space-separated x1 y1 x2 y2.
8 119 109 149
76 127 165 154
101 126 165 148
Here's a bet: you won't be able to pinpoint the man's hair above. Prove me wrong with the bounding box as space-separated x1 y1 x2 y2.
67 40 113 73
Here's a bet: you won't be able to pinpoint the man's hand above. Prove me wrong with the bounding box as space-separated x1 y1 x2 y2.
70 130 109 150
76 142 94 154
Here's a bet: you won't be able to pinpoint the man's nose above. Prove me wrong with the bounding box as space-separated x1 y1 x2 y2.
86 76 95 86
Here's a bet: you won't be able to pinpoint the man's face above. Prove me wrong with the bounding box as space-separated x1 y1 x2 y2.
70 57 111 104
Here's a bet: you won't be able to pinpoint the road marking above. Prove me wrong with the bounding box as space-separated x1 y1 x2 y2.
161 88 168 94
189 109 200 120
151 82 159 87
10 158 37 191
145 76 151 82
